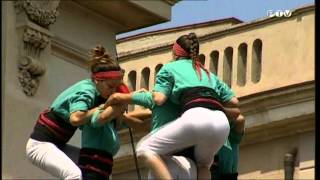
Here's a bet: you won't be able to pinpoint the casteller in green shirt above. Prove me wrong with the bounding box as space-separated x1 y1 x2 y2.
50 78 121 155
50 79 101 122
153 59 235 105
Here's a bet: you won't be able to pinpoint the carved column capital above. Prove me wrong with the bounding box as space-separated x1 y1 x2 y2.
22 27 51 56
14 0 60 28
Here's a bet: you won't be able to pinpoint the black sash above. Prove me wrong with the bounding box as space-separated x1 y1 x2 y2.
179 87 225 113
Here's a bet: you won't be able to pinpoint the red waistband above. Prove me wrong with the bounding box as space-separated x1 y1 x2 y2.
79 153 113 165
79 165 110 177
37 110 76 142
184 98 224 110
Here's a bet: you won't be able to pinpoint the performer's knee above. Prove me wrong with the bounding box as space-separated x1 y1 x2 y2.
62 166 82 180
197 164 211 171
137 150 160 166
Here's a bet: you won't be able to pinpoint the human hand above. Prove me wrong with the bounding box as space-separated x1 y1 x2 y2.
136 88 148 93
98 104 105 109
104 93 123 108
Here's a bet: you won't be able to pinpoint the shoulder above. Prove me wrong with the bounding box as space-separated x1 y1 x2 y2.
163 60 190 71
73 79 98 96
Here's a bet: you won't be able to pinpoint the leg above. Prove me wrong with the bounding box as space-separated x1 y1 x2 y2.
26 138 82 179
183 108 229 180
137 108 228 180
141 152 172 180
197 166 212 180
137 117 195 180
147 155 197 180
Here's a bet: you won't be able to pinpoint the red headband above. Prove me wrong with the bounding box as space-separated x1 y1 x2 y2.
173 42 189 57
92 71 123 80
173 42 211 81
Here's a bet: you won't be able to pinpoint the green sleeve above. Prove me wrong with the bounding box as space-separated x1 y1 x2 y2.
89 108 104 128
153 66 174 96
69 91 95 113
214 76 235 102
132 92 154 109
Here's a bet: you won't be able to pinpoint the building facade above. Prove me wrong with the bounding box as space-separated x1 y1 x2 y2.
1 0 177 179
113 4 315 179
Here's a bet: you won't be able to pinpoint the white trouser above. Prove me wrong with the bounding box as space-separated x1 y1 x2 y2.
148 155 197 180
137 107 230 168
26 138 82 180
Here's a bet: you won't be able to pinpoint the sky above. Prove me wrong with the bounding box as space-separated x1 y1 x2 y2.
116 0 314 39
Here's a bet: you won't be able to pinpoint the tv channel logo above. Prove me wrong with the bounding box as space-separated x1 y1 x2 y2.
267 10 292 18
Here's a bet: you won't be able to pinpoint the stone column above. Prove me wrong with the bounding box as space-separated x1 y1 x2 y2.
284 148 297 180
14 0 60 96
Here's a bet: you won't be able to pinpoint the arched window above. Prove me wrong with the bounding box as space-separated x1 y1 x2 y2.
210 51 219 75
127 71 137 91
237 43 247 86
252 39 262 83
223 47 233 87
127 71 137 111
154 64 163 83
199 54 205 66
141 67 150 90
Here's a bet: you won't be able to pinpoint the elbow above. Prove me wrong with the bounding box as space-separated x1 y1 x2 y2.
225 97 239 107
233 98 239 106
69 115 82 126
154 97 164 106
153 92 166 106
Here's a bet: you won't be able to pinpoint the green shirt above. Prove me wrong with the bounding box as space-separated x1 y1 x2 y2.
80 120 120 156
50 79 121 155
153 59 235 104
132 92 180 133
50 79 100 122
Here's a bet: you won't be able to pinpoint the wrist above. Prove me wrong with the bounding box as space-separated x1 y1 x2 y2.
90 107 104 127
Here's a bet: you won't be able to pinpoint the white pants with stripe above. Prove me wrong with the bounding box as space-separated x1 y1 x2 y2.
26 138 82 180
137 107 230 168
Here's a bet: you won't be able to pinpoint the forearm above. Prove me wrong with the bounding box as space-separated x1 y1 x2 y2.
126 109 152 119
224 107 241 121
122 114 151 131
222 96 242 121
104 93 133 108
233 114 245 134
69 106 103 126
96 105 125 126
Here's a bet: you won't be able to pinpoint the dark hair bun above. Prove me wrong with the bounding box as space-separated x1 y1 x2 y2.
88 45 120 73
188 33 197 40
91 45 106 58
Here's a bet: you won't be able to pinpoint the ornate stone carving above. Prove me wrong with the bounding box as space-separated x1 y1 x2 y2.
17 26 51 96
18 56 45 96
23 27 50 56
16 20 53 96
15 0 60 28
